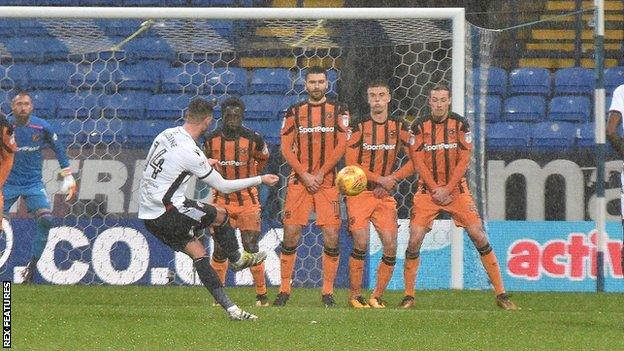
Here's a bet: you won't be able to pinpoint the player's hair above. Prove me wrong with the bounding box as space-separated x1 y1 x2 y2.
220 96 245 112
367 80 390 91
11 90 30 103
186 97 214 123
430 84 451 96
305 66 327 80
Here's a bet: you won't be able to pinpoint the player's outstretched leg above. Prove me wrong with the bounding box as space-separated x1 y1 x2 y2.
211 210 266 272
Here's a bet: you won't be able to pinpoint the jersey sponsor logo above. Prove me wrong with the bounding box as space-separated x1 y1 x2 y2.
362 143 396 151
423 142 458 151
464 132 472 144
219 160 247 167
32 133 40 142
298 126 335 134
52 133 58 141
17 146 40 152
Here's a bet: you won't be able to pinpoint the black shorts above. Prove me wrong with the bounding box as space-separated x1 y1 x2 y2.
143 200 218 252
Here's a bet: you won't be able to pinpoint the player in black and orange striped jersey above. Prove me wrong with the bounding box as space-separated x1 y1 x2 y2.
275 66 349 307
0 114 17 238
345 80 414 309
203 97 271 307
405 84 517 310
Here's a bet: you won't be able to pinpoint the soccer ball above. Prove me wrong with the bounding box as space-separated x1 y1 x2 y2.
336 165 367 196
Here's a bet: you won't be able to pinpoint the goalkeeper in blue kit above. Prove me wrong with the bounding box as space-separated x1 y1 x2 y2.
3 92 76 283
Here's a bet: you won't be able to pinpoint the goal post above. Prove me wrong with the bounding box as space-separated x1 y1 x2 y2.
0 6 475 290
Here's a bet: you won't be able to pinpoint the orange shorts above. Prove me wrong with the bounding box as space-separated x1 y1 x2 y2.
346 191 397 233
410 192 481 228
213 198 261 232
283 184 341 227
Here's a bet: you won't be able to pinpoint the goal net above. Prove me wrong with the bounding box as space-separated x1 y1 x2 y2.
0 7 490 290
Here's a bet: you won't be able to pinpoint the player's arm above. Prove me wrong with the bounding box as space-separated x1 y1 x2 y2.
318 111 349 177
409 124 437 190
443 120 472 191
252 132 269 173
280 112 307 177
44 121 76 201
391 124 416 180
0 118 17 154
607 112 624 157
345 124 381 183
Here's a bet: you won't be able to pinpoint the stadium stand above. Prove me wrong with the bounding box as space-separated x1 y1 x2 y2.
30 62 73 90
204 67 248 95
146 94 191 119
508 67 551 96
100 92 149 119
531 121 577 148
57 92 100 119
29 90 61 117
503 95 546 122
472 67 507 96
467 95 502 122
118 64 158 92
547 95 591 122
250 68 292 94
576 122 594 148
240 94 282 120
486 122 531 149
553 67 594 95
605 66 624 95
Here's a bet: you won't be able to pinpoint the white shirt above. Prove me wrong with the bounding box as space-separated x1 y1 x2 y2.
138 127 213 219
610 85 624 133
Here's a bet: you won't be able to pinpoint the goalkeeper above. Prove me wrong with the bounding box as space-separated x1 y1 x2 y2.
3 92 77 284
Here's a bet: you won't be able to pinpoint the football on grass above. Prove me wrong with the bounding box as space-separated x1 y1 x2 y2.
336 165 367 196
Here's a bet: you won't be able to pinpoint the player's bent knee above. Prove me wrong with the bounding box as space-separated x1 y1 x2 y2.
213 207 229 227
242 240 259 254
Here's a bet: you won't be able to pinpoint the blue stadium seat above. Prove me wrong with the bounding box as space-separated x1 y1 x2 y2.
486 122 531 148
554 67 594 95
531 122 577 148
71 61 120 92
5 63 32 90
279 94 304 118
146 94 191 119
508 67 551 96
122 0 165 5
466 95 502 122
30 62 73 90
250 68 292 94
243 120 281 144
96 19 157 37
100 92 149 119
240 94 282 120
160 64 204 94
472 67 507 96
503 95 546 122
18 20 49 36
30 90 61 118
204 67 247 95
118 64 158 92
164 0 189 5
0 19 16 37
576 122 594 147
126 120 172 145
57 93 101 119
48 118 85 144
294 69 339 96
548 96 591 122
124 37 176 62
87 118 126 144
605 66 624 95
78 0 117 5
607 95 613 112
5 37 46 62
0 91 11 115
36 0 79 4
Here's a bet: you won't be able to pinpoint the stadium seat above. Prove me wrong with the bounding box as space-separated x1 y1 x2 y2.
250 68 292 94
100 92 150 120
240 94 282 120
204 67 248 95
30 62 73 90
164 0 189 5
97 19 148 37
607 95 613 112
88 118 126 144
576 122 594 147
294 69 339 96
57 92 101 119
279 94 304 118
122 0 165 5
36 0 79 4
5 37 46 62
486 122 531 148
243 120 281 144
0 19 16 37
126 120 172 145
160 64 204 94
553 67 594 96
548 96 591 122
5 64 33 90
605 66 624 95
466 95 502 122
508 67 551 96
503 95 546 122
146 94 191 119
531 121 577 148
118 64 158 92
18 19 49 37
0 91 11 115
48 118 86 144
71 61 120 92
471 67 507 96
30 90 61 118
124 37 176 63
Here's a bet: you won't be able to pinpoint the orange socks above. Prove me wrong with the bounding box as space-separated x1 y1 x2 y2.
322 246 340 295
478 244 505 295
210 257 228 285
372 255 396 299
403 251 421 297
349 249 366 298
250 263 267 295
279 245 297 294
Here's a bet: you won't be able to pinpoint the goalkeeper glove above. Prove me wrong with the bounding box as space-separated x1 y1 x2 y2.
59 167 77 201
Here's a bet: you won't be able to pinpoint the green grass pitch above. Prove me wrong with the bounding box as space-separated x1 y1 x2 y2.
14 285 624 350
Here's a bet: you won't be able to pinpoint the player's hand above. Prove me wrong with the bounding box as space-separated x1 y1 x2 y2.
431 186 452 206
372 186 388 199
301 172 320 193
260 174 279 186
207 158 221 171
59 167 77 202
378 176 397 191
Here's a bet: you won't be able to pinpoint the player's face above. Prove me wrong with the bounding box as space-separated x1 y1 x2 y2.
429 89 451 120
200 114 213 134
305 73 328 102
367 86 391 115
11 95 33 121
223 105 243 129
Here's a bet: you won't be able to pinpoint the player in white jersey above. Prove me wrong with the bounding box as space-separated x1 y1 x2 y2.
138 97 279 321
606 84 624 272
